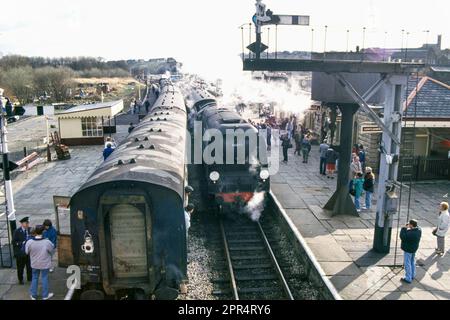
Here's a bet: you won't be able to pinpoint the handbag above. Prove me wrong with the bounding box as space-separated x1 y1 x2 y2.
349 188 356 196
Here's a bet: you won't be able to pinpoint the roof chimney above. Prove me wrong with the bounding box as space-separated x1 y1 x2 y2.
437 34 442 50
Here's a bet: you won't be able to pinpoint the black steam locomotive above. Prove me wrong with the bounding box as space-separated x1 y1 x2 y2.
189 86 270 216
69 80 188 300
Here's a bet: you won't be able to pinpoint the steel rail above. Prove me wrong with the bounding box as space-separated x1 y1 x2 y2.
219 220 239 300
256 221 294 300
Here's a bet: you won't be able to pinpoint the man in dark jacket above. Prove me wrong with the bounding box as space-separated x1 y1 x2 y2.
400 219 422 283
12 217 32 284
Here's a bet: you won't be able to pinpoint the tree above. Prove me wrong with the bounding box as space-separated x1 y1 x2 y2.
34 67 75 102
0 66 34 104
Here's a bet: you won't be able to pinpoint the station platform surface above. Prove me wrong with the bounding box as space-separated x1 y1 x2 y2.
271 144 450 300
0 143 104 300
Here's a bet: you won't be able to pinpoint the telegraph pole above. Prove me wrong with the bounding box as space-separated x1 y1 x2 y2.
0 88 17 233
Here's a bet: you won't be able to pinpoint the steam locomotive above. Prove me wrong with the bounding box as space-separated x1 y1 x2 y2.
189 86 270 216
69 79 189 300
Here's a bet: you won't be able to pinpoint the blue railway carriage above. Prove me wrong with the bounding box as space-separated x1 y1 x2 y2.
69 80 189 300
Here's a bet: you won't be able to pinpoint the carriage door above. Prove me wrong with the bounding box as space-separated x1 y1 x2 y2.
109 204 148 279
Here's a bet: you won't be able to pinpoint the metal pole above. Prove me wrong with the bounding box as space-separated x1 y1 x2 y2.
267 27 270 59
362 27 366 61
346 30 350 54
404 32 410 61
311 28 314 54
323 26 328 60
248 23 252 59
0 89 16 234
373 78 405 253
241 27 245 60
46 116 51 162
275 25 278 59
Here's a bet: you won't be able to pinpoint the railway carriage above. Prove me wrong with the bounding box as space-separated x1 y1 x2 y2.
69 80 188 300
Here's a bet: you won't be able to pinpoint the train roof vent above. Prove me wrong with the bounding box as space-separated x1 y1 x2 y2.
129 159 137 164
138 144 145 149
144 137 149 141
150 118 154 121
135 138 140 142
149 145 156 150
158 129 163 133
117 160 124 165
149 128 154 132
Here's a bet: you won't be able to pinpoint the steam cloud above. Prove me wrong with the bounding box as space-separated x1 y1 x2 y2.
242 191 266 222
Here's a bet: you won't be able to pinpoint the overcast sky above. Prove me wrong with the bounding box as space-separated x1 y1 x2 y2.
0 0 448 79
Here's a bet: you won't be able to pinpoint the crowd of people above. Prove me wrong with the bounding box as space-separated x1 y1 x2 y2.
12 217 57 300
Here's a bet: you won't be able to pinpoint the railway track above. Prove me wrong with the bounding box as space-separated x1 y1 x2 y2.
217 215 294 300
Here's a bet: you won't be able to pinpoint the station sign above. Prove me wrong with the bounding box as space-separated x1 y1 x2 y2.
360 122 383 134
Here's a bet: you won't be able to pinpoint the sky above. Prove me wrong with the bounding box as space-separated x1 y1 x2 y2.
0 0 448 80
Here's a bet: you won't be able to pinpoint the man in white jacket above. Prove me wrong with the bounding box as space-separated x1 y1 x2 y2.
434 202 449 255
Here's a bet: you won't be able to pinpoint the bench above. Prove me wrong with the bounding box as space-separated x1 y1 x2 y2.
15 152 42 171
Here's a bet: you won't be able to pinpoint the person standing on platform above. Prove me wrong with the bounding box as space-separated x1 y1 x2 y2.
325 147 338 179
128 123 135 134
43 219 57 272
319 140 329 175
26 225 55 300
301 135 312 164
359 145 366 171
400 219 422 284
362 167 375 210
350 155 362 179
12 217 32 285
352 172 364 213
281 133 291 163
266 124 272 151
293 130 302 156
433 202 449 256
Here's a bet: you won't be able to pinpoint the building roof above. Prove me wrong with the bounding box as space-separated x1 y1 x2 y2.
431 66 450 73
56 100 124 119
59 100 123 114
403 76 450 120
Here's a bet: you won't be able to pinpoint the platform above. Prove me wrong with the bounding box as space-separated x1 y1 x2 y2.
0 145 103 300
270 145 450 300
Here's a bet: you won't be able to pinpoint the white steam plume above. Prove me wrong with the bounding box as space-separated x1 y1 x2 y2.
242 192 266 222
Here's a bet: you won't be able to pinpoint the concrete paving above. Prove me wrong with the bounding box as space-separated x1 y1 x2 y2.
0 144 103 300
271 145 450 300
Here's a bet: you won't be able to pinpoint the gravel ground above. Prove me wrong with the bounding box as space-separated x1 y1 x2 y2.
178 214 217 300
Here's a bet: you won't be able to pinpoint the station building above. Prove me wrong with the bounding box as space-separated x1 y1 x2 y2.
56 100 123 146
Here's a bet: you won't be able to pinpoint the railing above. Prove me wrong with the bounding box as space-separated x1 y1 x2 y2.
400 156 450 181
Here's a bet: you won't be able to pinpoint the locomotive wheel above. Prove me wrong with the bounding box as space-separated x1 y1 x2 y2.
80 289 105 300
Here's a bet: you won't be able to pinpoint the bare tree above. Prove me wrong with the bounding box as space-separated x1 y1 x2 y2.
33 67 75 102
0 66 34 104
